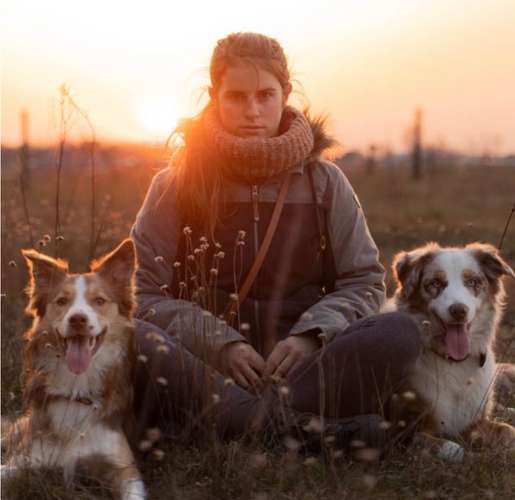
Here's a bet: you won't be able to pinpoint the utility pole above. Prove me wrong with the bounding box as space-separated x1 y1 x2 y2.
412 108 423 179
19 110 30 189
19 109 34 246
366 144 377 174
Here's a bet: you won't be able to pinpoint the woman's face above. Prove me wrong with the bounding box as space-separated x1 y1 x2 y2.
215 64 289 138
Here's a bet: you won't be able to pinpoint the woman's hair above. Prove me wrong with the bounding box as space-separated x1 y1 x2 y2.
168 32 292 239
209 32 291 96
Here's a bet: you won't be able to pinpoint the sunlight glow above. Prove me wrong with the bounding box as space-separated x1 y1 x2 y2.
137 100 178 140
2 0 515 153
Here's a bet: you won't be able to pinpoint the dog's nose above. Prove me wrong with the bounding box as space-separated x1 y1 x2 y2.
69 313 88 330
449 303 469 322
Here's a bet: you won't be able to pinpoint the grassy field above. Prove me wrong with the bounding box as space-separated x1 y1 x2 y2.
1 153 514 499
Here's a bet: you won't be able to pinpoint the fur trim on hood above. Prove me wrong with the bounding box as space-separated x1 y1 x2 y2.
304 108 339 160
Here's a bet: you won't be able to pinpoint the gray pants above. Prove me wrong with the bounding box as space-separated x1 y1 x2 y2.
133 312 422 442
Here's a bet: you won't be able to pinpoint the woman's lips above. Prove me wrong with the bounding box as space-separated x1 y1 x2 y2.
239 126 266 136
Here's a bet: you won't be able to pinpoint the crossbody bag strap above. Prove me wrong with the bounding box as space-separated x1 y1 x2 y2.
225 172 292 322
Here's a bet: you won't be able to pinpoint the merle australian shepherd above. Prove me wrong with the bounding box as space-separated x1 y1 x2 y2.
1 239 146 499
388 242 515 456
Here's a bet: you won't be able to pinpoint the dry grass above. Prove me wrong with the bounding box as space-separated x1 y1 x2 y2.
1 154 514 499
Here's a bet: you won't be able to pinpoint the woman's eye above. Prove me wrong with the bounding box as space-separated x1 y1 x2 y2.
258 90 274 100
56 297 68 306
226 92 244 101
94 297 107 306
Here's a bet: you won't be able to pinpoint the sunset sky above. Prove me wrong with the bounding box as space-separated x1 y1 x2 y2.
2 0 515 154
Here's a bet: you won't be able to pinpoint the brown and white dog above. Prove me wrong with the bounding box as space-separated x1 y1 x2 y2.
388 242 515 457
1 239 146 499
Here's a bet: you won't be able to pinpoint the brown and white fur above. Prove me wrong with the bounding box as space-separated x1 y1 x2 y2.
1 239 146 499
388 242 515 455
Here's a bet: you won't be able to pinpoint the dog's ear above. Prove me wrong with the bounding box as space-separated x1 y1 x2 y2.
91 239 136 316
22 249 68 317
392 243 439 298
91 239 135 284
392 251 420 298
467 243 515 285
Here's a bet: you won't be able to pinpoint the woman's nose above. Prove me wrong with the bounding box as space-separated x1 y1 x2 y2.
244 97 260 118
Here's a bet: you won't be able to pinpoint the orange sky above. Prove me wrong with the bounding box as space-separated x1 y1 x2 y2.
2 0 515 154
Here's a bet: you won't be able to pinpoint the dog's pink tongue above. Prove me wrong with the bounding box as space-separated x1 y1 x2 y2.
445 324 470 361
65 337 92 375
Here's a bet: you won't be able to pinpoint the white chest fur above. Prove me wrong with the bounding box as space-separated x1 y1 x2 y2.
410 349 496 437
48 399 99 435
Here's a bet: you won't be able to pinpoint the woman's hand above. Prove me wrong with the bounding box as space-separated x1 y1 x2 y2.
219 341 266 391
264 333 320 380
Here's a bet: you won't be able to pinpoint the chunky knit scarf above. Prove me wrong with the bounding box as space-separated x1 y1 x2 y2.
202 105 315 184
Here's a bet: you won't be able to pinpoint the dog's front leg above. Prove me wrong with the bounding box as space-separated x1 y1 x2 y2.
468 420 515 451
496 363 515 405
112 434 146 500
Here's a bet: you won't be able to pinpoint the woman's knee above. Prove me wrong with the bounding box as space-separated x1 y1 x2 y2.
134 318 167 339
376 312 422 363
132 319 174 401
333 312 422 366
134 319 173 355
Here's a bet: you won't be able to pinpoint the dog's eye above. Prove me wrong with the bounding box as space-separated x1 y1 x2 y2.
466 277 481 288
425 278 446 293
429 279 444 289
56 297 68 307
94 297 107 306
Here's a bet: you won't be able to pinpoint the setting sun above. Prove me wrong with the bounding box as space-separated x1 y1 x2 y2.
137 100 179 140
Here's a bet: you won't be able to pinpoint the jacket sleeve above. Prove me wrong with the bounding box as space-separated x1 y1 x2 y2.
130 168 247 359
288 162 386 342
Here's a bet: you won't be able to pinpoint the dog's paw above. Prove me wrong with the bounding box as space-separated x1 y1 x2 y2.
1 464 18 480
121 478 146 500
412 432 465 463
436 440 465 463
